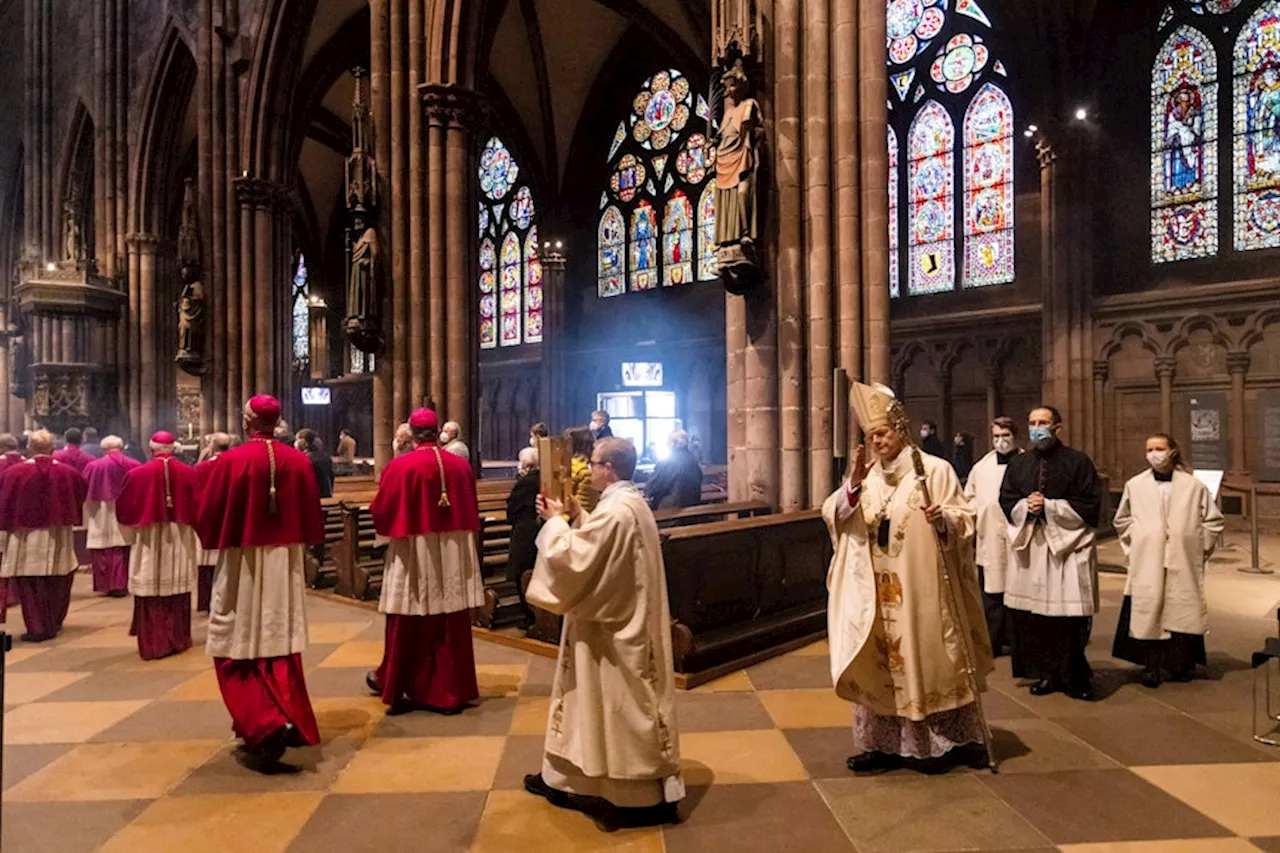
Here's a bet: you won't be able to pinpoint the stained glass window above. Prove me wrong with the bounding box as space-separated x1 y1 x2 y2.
477 136 539 347
889 126 900 298
1151 26 1219 262
697 183 717 281
963 83 1015 285
887 0 1013 296
1234 0 1280 251
291 251 309 373
907 101 956 294
600 68 715 296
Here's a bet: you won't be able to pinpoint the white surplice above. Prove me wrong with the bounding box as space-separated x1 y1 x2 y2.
126 522 199 598
0 527 77 577
1004 498 1098 617
526 480 683 807
964 450 1017 594
1114 469 1224 640
84 500 129 549
206 545 309 660
378 531 485 616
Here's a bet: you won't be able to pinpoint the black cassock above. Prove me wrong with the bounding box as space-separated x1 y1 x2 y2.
998 439 1102 693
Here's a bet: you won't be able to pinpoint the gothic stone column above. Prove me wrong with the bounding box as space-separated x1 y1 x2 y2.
1155 356 1175 436
1228 352 1250 480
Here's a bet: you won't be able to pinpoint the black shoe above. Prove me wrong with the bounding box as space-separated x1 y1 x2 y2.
524 773 570 807
1140 666 1163 689
592 801 681 832
1029 679 1058 696
19 632 51 643
365 671 382 696
1167 668 1194 683
956 742 992 770
847 752 900 774
385 697 415 716
108 590 129 598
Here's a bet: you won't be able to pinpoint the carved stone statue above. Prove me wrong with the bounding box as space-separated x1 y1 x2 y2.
175 179 207 374
345 214 384 353
62 191 84 263
8 296 29 399
714 60 765 294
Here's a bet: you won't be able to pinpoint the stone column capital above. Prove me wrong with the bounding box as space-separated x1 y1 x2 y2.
124 232 161 252
420 84 483 129
1036 139 1056 170
233 176 289 210
541 250 567 272
1227 351 1251 374
1093 360 1109 382
1154 356 1177 379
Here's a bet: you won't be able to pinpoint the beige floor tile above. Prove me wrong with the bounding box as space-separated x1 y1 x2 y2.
316 640 385 668
61 605 133 628
159 669 222 702
469 789 665 853
108 648 210 672
790 639 830 657
5 672 90 705
333 735 506 793
679 729 809 786
478 664 527 697
4 646 52 665
97 792 324 853
4 700 148 744
311 696 387 740
757 689 852 729
7 740 222 802
1058 841 1263 853
308 621 370 644
509 697 550 736
59 626 138 649
688 670 754 693
1133 764 1280 837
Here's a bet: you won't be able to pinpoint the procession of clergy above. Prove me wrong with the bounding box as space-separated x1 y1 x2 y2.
0 382 1223 830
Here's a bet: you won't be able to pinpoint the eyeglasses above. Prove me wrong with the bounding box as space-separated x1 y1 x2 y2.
589 459 610 469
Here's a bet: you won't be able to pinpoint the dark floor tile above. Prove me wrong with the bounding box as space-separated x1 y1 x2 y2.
1056 712 1279 766
2 744 74 790
491 735 546 790
745 655 832 690
289 792 487 853
304 666 377 699
677 692 776 732
520 655 557 696
170 730 364 795
980 768 1233 844
91 700 234 742
987 719 1120 773
783 728 856 780
982 687 1039 721
374 696 518 737
662 782 855 853
299 643 340 671
9 647 136 673
1251 836 1280 853
42 669 196 702
815 775 1051 853
1 799 151 853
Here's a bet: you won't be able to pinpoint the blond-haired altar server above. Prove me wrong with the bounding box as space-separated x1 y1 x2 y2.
1112 433 1224 688
824 383 993 774
116 432 199 660
523 436 683 830
196 395 323 769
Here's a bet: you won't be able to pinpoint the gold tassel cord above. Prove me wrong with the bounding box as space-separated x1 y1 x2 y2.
432 446 451 508
266 439 279 515
162 457 173 510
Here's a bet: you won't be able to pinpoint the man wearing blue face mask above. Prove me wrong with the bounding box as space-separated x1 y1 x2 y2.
998 406 1102 701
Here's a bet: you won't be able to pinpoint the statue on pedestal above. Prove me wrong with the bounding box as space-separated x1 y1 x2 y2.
714 60 764 294
175 179 207 374
345 212 384 353
62 190 85 264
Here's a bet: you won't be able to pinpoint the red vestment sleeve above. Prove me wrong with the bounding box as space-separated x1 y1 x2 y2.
116 457 200 527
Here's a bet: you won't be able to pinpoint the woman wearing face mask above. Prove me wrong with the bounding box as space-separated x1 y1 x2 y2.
1111 434 1224 688
963 418 1021 656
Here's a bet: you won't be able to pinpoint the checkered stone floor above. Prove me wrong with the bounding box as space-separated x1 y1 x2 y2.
4 570 1280 853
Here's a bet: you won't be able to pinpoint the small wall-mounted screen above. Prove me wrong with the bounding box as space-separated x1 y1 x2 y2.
301 387 331 406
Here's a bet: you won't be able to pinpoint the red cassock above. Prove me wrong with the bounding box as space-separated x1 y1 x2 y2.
116 456 199 660
194 438 323 750
0 458 86 639
0 451 29 618
369 444 483 711
53 445 92 475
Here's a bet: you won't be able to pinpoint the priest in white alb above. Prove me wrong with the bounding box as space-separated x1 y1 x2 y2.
116 431 199 660
1112 433 1224 688
963 416 1022 655
367 408 483 714
824 383 993 774
523 436 683 830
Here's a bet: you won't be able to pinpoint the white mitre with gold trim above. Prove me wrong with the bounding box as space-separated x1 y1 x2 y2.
850 382 914 440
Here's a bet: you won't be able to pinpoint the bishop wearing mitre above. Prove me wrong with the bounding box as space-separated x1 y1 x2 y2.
824 383 993 774
196 395 323 769
82 436 142 597
116 432 199 660
367 408 484 714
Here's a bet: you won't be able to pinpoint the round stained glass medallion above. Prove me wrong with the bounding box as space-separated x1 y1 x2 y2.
478 138 518 201
511 186 535 230
887 0 924 39
930 34 989 93
915 157 949 197
610 154 647 203
887 0 946 66
646 89 677 132
677 134 710 184
1166 205 1205 245
914 199 948 242
1250 190 1280 235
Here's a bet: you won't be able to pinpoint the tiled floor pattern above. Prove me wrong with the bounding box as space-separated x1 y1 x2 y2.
3 566 1280 853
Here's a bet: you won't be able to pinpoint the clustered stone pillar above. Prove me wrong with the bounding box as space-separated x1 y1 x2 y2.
1155 356 1176 435
94 0 128 283
725 0 889 509
1092 361 1108 474
1227 352 1250 480
539 250 568 431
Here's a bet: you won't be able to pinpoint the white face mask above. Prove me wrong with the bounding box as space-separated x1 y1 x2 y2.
993 436 1014 454
1147 450 1171 470
919 429 930 440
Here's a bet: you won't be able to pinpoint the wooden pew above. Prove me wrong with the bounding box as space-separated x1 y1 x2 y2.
333 503 386 600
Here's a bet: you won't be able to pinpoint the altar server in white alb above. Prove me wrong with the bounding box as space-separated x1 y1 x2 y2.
1112 434 1224 688
964 416 1022 656
523 436 683 830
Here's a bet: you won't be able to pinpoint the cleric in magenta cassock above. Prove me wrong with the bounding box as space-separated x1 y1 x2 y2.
0 430 85 641
116 432 199 661
192 432 231 613
82 436 141 597
367 408 484 713
195 395 324 768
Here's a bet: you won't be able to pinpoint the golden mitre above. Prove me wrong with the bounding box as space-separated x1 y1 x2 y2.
850 382 914 440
